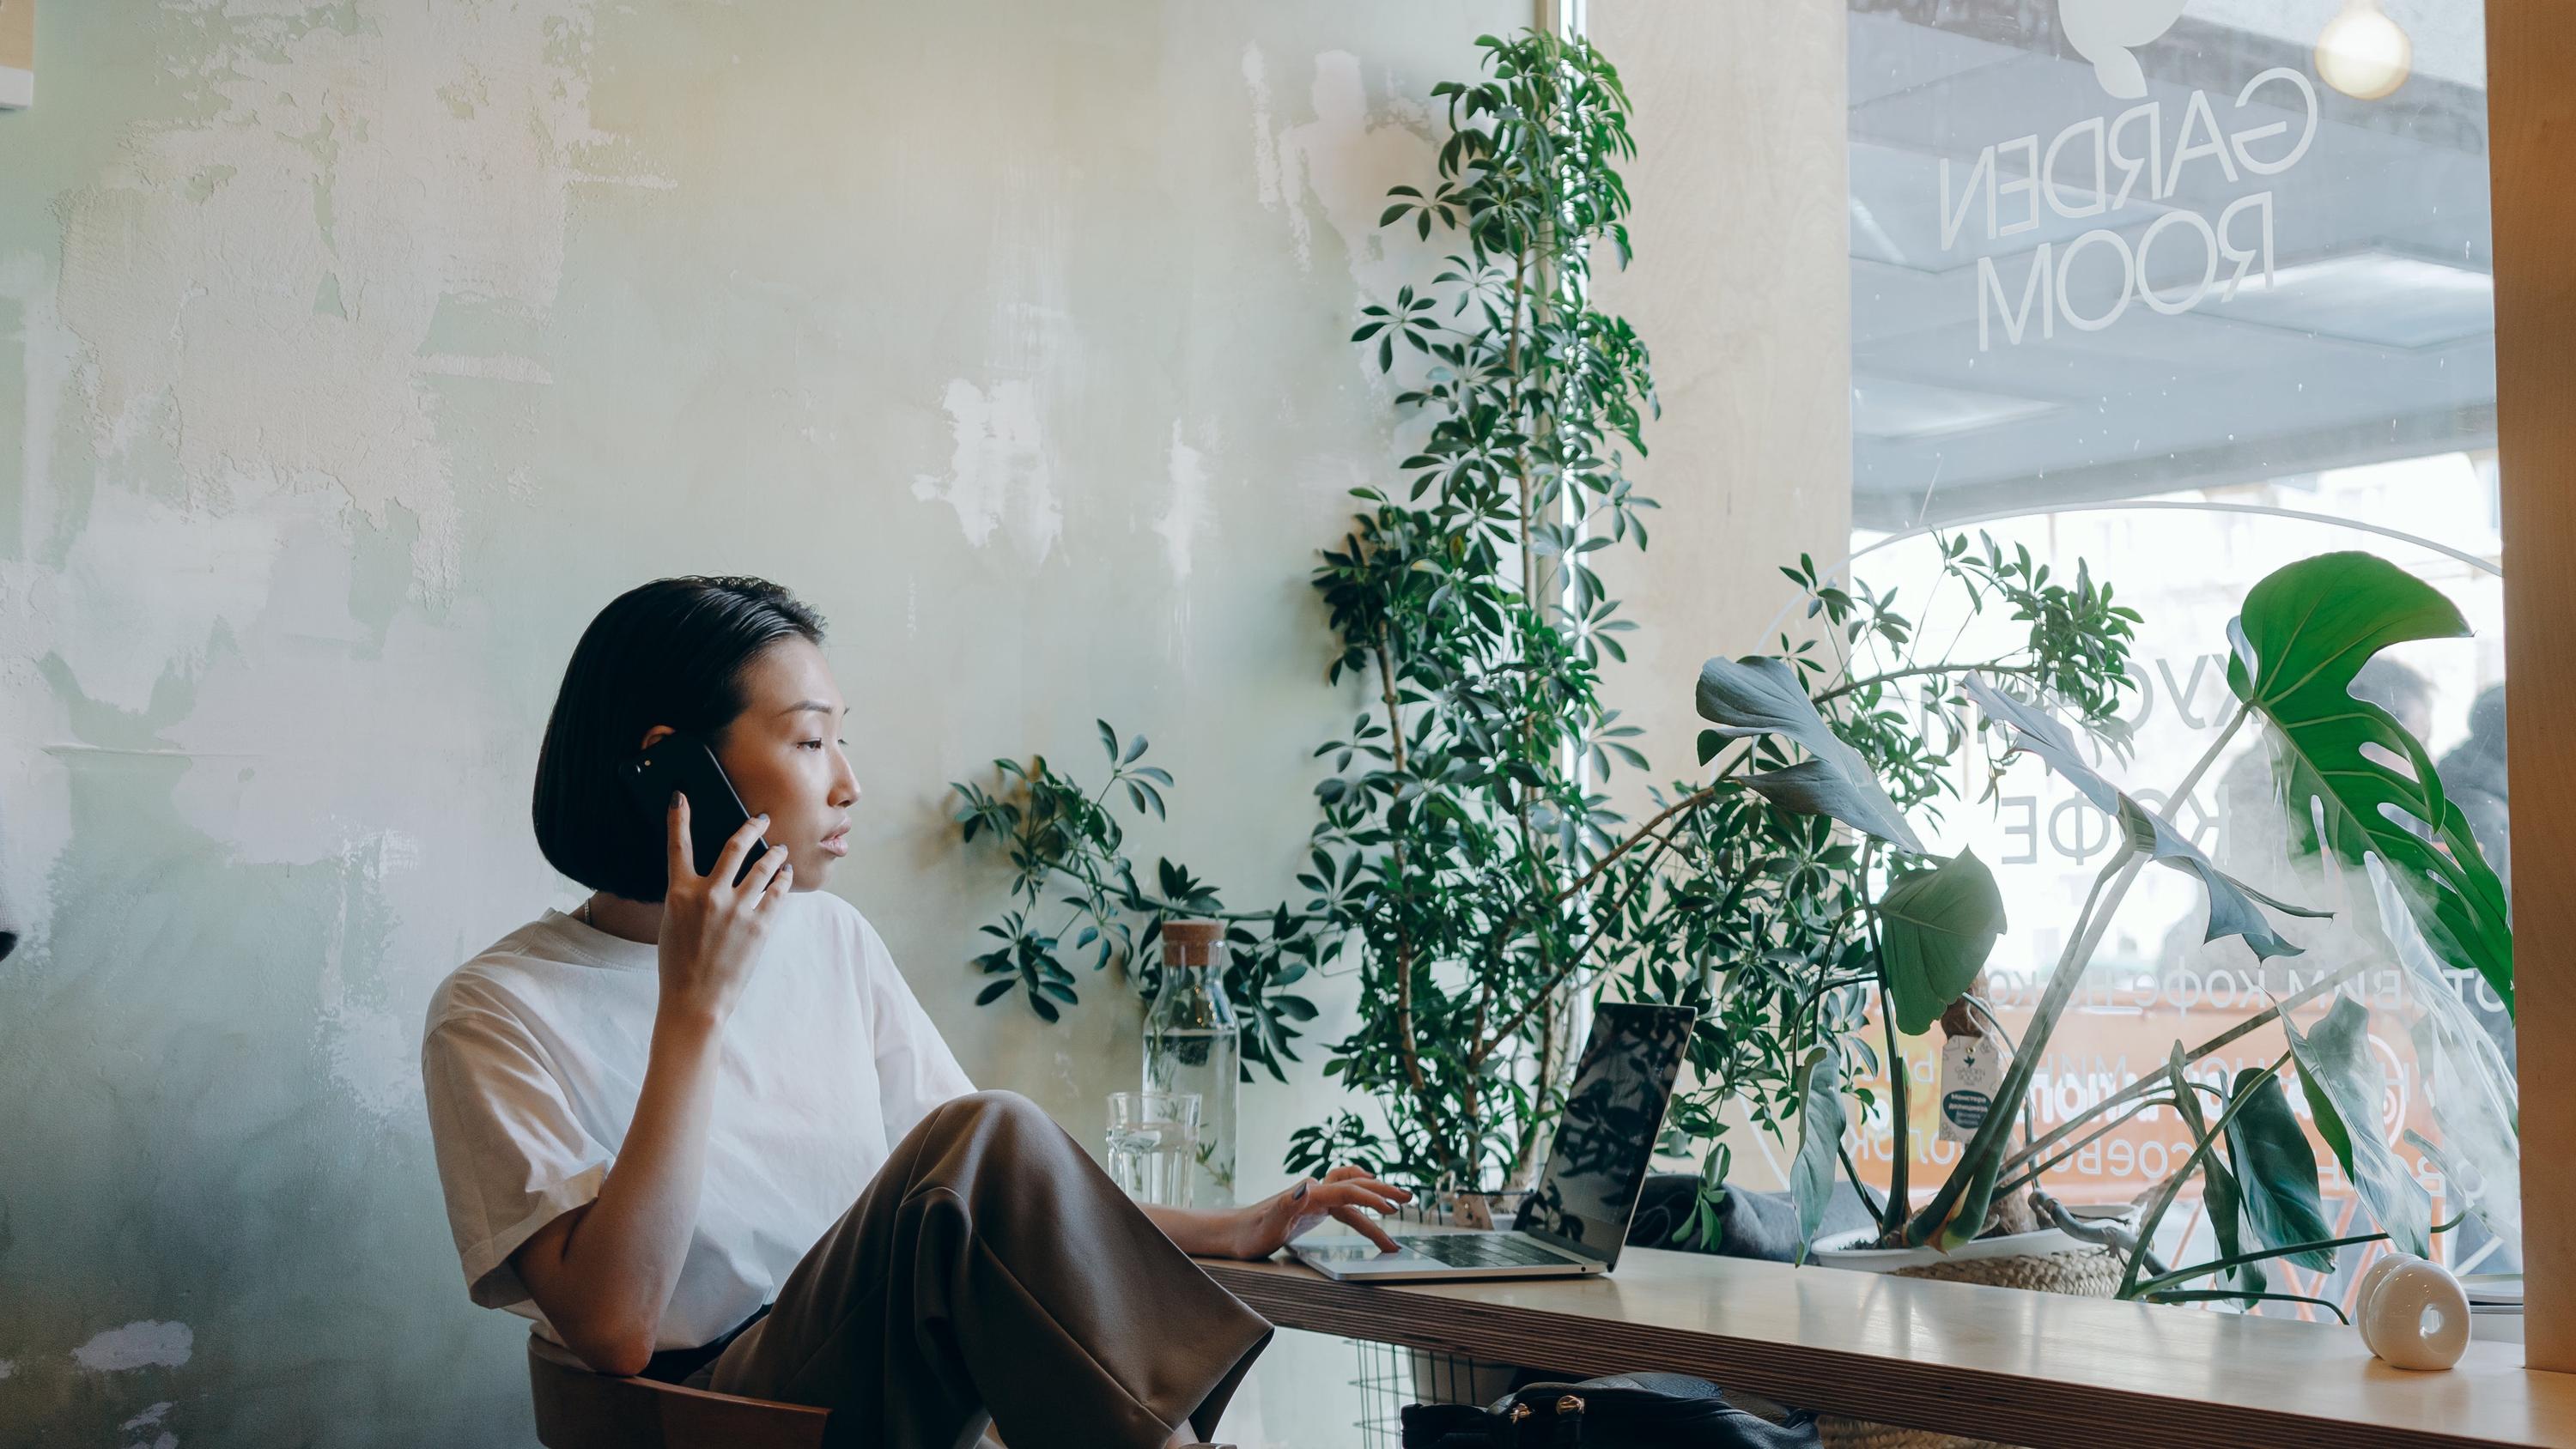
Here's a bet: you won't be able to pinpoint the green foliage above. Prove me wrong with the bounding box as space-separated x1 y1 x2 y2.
2170 1047 2262 1307
2221 1069 2337 1273
2282 994 2433 1256
949 723 1321 1079
1288 27 1662 1192
946 30 2149 1210
2227 551 2515 1012
1877 849 2006 1037
1295 35 2148 1196
1694 657 1923 851
1658 534 2141 1232
1789 1043 1844 1264
1836 555 2514 1296
1958 674 2324 960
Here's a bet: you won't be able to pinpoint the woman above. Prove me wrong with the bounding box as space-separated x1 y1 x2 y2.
422 576 1409 1448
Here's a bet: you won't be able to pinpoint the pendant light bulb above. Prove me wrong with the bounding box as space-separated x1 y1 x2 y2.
2315 0 2412 101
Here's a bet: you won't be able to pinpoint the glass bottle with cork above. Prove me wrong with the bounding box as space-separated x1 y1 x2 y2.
1144 919 1236 1207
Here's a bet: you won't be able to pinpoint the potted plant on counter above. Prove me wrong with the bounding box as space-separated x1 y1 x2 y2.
1724 551 2518 1325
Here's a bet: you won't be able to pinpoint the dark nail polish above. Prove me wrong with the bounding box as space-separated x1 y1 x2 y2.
668 790 681 808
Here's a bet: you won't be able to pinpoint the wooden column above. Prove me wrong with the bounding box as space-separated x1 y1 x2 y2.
2488 0 2576 1376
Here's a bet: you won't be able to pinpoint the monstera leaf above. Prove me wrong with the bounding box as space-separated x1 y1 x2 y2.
2227 553 2513 1012
1959 676 2324 960
1880 848 2007 1035
2367 855 2520 1249
1789 1041 1845 1264
1696 656 1924 852
2281 993 2432 1257
2170 1046 2262 1303
2222 1068 2337 1271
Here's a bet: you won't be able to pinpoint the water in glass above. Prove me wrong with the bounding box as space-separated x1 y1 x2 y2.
1105 1089 1200 1207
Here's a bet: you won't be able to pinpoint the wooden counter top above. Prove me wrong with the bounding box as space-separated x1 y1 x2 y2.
1196 1243 2576 1447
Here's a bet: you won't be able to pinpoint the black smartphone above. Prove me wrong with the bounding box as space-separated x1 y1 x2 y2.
620 732 769 888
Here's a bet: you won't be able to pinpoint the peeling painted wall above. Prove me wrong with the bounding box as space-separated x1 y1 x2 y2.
0 3 1522 1441
0 3 1849 1444
1590 0 1855 1196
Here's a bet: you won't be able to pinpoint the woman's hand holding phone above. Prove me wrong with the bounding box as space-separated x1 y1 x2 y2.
656 791 793 1026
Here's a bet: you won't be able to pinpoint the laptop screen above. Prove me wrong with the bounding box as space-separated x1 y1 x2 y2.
1515 1003 1696 1265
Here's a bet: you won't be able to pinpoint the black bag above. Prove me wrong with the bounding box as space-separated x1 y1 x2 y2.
1400 1370 1818 1448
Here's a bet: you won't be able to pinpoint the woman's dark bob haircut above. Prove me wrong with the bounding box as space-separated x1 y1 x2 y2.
533 575 826 903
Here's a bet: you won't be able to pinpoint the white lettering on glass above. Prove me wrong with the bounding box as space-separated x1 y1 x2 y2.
1952 72 2315 349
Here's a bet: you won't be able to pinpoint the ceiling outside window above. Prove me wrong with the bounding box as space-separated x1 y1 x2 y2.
1848 0 2494 531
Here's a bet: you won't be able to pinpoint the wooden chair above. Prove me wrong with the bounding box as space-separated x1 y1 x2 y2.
526 1332 830 1449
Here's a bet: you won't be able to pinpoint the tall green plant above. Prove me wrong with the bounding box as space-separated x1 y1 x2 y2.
1748 552 2516 1313
943 33 2148 1210
1285 28 1659 1191
948 724 1324 1082
945 29 1661 1188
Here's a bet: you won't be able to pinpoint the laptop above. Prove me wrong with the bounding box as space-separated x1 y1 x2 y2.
1289 1002 1695 1282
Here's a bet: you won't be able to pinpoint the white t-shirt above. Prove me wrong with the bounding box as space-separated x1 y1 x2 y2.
420 891 975 1351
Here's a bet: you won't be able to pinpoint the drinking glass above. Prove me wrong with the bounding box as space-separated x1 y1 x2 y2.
1105 1090 1200 1207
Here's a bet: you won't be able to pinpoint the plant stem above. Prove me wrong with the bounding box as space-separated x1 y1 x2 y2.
1904 697 2256 1245
2130 1213 2470 1300
1510 992 1559 1185
1468 760 1748 1066
1575 779 1728 894
2117 1049 2295 1298
1997 957 2364 1180
2129 1231 2391 1299
1994 1096 2185 1199
1876 979 1911 1239
2142 1290 2352 1324
1903 849 2136 1245
1550 817 1686 1012
2168 699 2251 802
1505 242 1534 601
1371 627 1455 1185
1840 1140 1888 1223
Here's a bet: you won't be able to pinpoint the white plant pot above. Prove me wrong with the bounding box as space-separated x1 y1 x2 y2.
1809 1224 2092 1274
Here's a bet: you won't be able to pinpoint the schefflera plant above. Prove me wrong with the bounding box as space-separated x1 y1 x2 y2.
1726 550 2516 1315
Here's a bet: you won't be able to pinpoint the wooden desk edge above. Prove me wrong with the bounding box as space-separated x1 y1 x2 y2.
1194 1252 2576 1449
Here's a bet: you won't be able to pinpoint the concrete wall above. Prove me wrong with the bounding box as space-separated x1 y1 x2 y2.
1589 2 1852 1191
1590 0 1852 781
0 2 1848 1442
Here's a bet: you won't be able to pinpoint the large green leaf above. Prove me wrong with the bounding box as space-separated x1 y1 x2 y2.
2366 856 2520 1250
2226 552 2512 1012
1879 848 2007 1035
2281 994 2431 1256
2171 1046 2263 1304
1696 656 1924 852
1960 676 2324 960
1789 1042 1844 1264
2221 1068 2336 1271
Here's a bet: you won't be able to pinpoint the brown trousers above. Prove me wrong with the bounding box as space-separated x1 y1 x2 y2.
704 1090 1273 1449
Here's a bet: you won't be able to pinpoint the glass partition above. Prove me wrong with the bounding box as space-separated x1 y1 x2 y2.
1840 0 2512 1310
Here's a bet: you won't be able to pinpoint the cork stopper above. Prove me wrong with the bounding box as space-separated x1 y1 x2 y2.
1160 919 1223 967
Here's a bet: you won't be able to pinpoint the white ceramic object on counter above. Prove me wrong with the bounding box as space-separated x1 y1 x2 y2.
2356 1253 2471 1371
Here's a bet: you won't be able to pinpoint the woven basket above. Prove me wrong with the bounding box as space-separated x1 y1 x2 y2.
1817 1246 2123 1449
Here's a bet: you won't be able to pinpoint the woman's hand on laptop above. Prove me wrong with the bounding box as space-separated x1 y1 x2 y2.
1226 1165 1413 1258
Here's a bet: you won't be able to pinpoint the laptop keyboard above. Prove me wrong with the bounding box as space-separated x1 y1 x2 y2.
1393 1233 1576 1268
